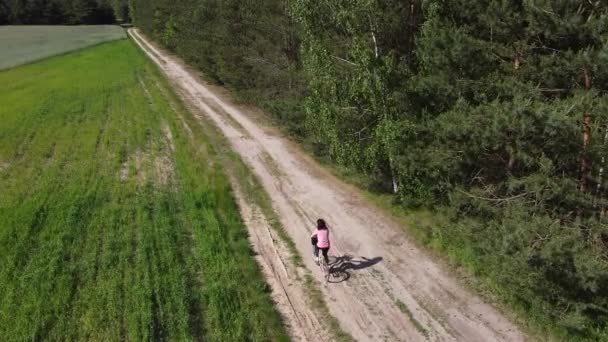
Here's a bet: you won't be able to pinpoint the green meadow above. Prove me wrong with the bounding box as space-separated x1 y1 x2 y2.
0 39 287 341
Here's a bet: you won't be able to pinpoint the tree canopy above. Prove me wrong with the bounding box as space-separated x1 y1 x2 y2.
1 0 124 24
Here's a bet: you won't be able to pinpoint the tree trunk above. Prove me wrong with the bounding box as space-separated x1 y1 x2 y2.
507 51 522 173
392 175 398 194
507 148 516 171
389 155 398 194
596 123 608 216
578 68 592 192
406 1 418 61
514 53 521 70
368 15 379 59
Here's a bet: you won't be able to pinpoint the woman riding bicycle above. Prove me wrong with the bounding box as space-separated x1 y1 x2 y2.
311 218 330 265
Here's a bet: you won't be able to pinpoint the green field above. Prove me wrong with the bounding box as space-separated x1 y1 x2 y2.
0 40 287 340
0 26 126 70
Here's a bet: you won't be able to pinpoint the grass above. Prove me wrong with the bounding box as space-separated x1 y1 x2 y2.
302 274 354 342
394 300 429 338
0 25 126 70
0 40 288 341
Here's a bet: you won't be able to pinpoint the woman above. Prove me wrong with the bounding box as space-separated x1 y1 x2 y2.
311 218 330 265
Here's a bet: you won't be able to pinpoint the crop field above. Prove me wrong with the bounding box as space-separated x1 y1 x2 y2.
0 25 126 70
0 40 287 340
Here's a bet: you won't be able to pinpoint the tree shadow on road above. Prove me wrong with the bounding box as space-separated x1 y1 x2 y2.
327 255 383 283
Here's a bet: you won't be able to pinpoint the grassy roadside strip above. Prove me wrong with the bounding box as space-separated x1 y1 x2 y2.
135 38 354 341
138 68 290 342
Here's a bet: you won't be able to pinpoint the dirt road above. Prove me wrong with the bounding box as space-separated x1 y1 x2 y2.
130 29 525 342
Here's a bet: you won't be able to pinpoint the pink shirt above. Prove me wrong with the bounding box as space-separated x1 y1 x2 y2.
312 229 330 248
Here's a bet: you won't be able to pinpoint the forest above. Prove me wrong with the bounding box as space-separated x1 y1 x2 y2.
0 0 129 24
129 0 608 339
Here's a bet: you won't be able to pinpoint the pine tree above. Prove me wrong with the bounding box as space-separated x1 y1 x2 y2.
23 0 45 23
44 0 63 24
110 0 128 22
66 0 97 24
0 0 9 24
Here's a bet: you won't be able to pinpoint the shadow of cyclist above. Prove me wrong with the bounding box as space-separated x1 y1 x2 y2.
327 255 383 283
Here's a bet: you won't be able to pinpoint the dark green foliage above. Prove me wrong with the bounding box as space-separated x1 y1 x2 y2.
0 1 9 24
3 0 117 24
110 0 128 21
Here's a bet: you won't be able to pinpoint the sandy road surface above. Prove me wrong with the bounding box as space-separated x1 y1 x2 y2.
130 29 525 342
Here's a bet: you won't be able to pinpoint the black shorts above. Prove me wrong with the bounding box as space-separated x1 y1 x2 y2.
318 247 329 258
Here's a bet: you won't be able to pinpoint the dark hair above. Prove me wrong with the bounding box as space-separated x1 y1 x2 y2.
317 218 327 230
